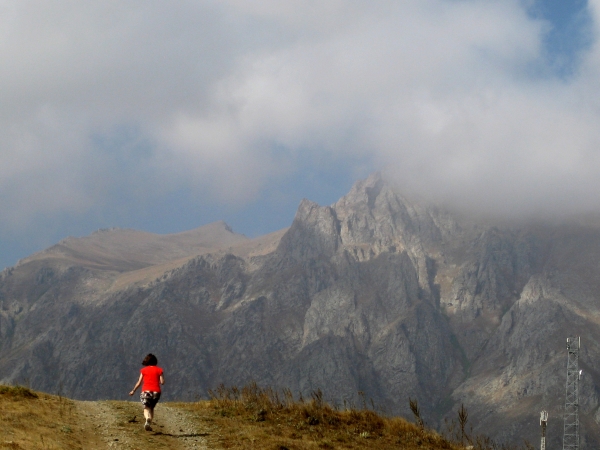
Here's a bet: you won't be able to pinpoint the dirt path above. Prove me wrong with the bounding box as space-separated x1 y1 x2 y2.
156 404 211 449
75 400 212 449
76 401 133 448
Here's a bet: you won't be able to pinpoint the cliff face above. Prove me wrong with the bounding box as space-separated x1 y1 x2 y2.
2 173 600 447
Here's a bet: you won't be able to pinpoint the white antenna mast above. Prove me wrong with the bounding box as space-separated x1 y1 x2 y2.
540 410 548 450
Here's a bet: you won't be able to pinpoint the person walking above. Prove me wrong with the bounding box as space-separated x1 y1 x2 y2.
129 353 165 431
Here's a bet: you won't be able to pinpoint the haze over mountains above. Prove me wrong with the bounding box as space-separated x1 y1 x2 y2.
1 173 600 447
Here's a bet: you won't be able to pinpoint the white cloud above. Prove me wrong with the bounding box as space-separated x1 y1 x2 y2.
0 0 599 233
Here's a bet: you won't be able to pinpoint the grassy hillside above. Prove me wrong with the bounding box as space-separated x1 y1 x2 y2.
0 384 531 449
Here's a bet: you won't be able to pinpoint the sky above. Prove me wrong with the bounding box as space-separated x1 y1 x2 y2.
0 0 597 270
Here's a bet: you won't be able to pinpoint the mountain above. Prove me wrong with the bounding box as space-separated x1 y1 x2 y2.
1 173 600 448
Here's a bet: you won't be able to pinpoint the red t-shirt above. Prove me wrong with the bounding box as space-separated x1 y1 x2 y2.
140 366 163 392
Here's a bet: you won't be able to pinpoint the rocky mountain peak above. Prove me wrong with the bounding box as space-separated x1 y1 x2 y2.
334 171 384 212
277 199 341 261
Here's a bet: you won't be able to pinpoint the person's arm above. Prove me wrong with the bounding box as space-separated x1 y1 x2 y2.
129 373 143 396
160 374 165 385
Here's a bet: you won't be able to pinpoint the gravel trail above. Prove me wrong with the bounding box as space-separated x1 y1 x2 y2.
75 400 213 449
155 404 211 449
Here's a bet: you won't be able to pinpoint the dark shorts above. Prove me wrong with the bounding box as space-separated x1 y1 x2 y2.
140 391 161 408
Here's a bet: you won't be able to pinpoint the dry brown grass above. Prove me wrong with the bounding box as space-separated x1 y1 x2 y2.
0 385 83 449
175 382 461 449
176 383 536 450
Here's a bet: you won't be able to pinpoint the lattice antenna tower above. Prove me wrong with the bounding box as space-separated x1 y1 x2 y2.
540 410 548 450
562 337 580 450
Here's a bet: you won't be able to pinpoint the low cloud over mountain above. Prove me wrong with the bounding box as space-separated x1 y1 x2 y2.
1 1 600 270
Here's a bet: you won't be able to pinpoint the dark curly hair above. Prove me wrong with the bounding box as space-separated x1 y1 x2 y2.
142 353 158 366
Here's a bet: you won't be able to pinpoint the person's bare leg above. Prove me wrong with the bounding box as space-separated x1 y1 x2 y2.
144 406 153 430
